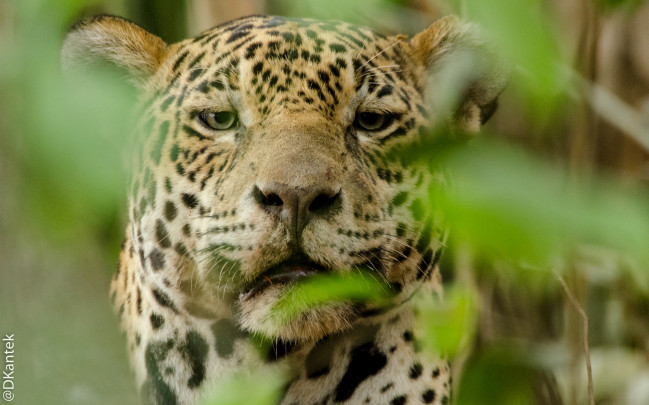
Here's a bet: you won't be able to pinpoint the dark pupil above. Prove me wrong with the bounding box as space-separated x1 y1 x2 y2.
212 112 232 124
360 113 380 126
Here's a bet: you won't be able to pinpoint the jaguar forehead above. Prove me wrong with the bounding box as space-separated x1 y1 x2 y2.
166 15 415 112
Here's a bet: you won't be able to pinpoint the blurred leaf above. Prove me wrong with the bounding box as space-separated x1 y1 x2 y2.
397 133 649 289
272 271 393 324
456 346 544 405
200 370 285 405
426 139 649 277
1 0 135 245
415 285 477 357
459 0 568 117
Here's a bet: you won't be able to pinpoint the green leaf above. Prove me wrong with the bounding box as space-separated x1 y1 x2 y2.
420 138 649 290
200 371 285 405
272 271 393 324
1 0 134 249
415 285 478 357
461 0 568 117
456 346 540 405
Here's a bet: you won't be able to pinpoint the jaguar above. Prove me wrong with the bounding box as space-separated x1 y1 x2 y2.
62 13 505 405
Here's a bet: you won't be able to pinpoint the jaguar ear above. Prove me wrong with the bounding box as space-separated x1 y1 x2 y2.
61 15 168 88
409 15 509 132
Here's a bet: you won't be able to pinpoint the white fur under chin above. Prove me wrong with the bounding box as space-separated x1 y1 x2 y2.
237 285 358 342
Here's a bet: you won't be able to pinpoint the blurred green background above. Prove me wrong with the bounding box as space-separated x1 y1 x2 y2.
1 0 649 404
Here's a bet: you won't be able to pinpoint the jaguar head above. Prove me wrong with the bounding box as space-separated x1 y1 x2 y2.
63 14 506 342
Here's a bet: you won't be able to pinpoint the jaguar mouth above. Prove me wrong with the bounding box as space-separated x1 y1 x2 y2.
239 258 327 301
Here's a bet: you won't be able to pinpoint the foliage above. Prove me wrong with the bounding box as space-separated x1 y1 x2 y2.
415 286 478 358
201 370 286 405
1 0 132 249
272 271 393 323
402 135 649 276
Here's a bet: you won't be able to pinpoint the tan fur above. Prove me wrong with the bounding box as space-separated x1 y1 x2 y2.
62 16 169 88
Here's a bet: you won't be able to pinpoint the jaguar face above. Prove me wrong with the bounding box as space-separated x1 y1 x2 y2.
62 14 505 343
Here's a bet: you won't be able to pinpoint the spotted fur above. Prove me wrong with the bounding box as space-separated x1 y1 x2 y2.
62 14 505 405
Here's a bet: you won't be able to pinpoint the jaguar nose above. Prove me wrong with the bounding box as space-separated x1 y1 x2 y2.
252 182 342 241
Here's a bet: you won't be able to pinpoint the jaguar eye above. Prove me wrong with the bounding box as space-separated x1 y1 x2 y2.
355 112 387 131
198 111 238 130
